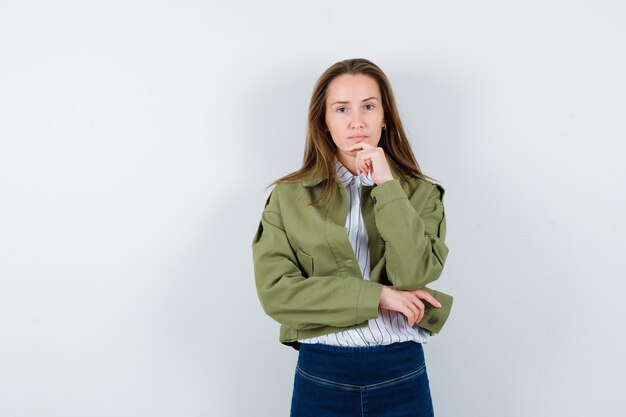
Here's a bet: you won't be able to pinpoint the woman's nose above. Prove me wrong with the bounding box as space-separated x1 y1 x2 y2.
349 114 364 129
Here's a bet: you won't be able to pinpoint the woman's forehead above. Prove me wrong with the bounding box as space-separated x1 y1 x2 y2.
326 74 381 103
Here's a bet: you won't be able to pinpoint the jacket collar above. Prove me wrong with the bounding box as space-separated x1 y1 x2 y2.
302 153 401 187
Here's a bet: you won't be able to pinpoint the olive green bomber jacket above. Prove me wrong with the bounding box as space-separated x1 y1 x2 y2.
251 161 453 351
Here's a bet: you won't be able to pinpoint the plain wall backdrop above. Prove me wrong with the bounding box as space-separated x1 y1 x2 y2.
1 1 625 416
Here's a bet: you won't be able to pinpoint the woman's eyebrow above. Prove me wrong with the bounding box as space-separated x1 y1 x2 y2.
330 96 380 106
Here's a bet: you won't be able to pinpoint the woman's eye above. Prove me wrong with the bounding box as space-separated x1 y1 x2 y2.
337 107 348 113
364 104 375 110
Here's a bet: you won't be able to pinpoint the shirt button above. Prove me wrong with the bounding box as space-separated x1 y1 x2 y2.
344 259 353 264
428 317 439 325
371 196 377 204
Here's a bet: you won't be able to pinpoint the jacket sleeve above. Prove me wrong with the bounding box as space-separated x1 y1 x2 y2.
251 187 384 330
370 179 449 291
414 286 453 335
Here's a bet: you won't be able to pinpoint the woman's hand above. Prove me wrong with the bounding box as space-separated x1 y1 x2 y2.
379 286 442 326
342 142 394 185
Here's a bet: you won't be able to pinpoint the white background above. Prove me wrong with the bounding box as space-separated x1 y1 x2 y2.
1 1 625 416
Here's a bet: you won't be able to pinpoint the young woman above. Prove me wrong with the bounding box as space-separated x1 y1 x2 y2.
252 58 453 417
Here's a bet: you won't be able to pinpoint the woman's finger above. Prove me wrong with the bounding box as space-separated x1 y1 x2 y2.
403 297 419 326
343 142 374 151
413 290 441 308
409 297 425 325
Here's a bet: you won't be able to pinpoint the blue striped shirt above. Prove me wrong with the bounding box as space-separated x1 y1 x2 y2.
299 156 430 346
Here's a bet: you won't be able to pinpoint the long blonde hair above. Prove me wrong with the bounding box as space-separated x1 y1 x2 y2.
269 58 435 207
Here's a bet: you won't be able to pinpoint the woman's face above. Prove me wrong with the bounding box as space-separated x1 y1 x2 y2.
324 74 385 162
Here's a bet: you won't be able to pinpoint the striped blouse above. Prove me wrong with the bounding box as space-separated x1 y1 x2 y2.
298 156 430 346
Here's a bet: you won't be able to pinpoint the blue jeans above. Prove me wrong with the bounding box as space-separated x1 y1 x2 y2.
290 341 435 417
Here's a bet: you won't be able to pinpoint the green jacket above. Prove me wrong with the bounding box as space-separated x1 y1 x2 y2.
251 159 453 351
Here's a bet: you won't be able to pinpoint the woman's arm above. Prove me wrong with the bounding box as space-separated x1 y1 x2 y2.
369 179 452 335
370 179 449 291
251 188 384 330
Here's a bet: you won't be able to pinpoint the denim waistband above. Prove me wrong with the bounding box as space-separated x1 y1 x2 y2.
297 341 426 386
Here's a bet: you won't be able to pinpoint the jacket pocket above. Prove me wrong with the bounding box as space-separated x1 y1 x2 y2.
296 247 314 278
420 203 440 215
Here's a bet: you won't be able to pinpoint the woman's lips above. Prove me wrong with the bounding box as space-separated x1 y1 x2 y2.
350 135 367 141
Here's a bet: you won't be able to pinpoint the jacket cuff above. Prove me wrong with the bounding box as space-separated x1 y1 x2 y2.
370 179 407 208
417 288 453 335
356 281 384 323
